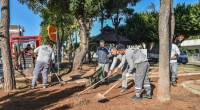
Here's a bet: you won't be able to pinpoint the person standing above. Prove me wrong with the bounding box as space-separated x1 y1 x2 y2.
170 42 180 87
31 43 55 89
97 40 109 78
117 44 151 100
109 46 129 92
24 44 33 55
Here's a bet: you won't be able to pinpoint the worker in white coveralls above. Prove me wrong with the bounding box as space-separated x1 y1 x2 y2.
31 43 55 89
170 41 180 87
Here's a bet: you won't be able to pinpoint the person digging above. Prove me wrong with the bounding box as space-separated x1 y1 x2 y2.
109 46 129 92
31 43 55 89
117 44 152 100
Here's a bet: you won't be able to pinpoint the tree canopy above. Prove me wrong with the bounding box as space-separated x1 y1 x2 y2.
175 3 200 37
118 2 200 48
118 12 158 48
18 0 109 69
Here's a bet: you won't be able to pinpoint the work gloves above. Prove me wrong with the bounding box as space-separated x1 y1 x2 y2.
126 73 130 77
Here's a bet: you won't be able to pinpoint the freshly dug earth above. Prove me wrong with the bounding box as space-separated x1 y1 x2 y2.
0 75 200 110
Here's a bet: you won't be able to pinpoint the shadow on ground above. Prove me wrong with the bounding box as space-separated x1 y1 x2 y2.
0 84 85 110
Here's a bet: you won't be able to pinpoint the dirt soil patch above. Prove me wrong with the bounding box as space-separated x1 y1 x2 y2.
0 75 200 110
149 67 198 75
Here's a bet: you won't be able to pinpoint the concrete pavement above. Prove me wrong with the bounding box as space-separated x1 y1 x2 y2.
188 61 200 66
181 80 200 96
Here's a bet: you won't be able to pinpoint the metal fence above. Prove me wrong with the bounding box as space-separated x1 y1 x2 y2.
188 54 200 62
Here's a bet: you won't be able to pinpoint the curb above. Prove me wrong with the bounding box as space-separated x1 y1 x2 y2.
181 80 200 96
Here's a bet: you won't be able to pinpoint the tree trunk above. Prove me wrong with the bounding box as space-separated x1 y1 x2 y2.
13 45 19 70
157 0 171 103
59 26 65 49
69 34 73 63
0 0 16 90
170 0 175 42
73 15 88 70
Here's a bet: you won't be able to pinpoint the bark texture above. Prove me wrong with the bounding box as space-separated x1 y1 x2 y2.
170 0 175 42
73 15 88 70
157 0 171 103
0 0 16 90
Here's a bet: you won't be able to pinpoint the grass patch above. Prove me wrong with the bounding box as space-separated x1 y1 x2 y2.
178 64 200 70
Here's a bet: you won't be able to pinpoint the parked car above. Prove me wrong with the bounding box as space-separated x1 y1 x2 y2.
178 51 188 64
148 53 159 63
148 51 188 64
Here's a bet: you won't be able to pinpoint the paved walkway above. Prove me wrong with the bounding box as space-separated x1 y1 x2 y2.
181 80 200 96
188 61 200 66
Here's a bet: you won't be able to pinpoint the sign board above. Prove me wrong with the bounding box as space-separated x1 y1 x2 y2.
47 25 57 42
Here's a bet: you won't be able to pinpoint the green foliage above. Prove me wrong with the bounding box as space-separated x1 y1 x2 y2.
188 35 200 40
40 6 78 45
118 2 200 46
96 0 140 28
175 3 200 37
118 12 158 45
18 0 47 13
180 47 198 56
18 0 107 39
72 42 80 51
104 0 140 17
39 25 51 44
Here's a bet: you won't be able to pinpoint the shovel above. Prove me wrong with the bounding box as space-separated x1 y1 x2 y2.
49 63 66 86
77 71 116 96
95 77 126 101
50 72 66 86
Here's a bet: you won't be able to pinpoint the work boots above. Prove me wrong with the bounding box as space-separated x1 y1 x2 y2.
143 93 152 99
129 95 141 100
120 87 127 93
172 81 177 87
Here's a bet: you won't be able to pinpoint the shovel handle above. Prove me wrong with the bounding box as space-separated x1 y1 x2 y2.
103 77 126 96
77 72 114 95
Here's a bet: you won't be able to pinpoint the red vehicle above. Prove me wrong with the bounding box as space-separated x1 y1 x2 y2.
9 36 42 70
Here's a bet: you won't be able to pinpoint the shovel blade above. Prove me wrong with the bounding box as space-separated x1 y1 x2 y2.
95 93 106 100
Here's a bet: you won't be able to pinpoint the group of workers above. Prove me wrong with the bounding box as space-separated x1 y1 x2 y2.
97 40 180 100
30 39 180 101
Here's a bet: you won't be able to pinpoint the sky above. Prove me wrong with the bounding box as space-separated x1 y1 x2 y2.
9 0 199 36
10 0 42 36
